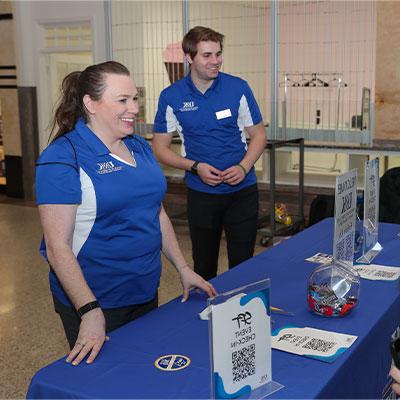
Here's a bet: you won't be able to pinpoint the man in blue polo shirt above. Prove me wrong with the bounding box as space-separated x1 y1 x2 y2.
153 26 267 280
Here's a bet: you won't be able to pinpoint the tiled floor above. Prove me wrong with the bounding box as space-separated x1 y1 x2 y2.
0 201 267 398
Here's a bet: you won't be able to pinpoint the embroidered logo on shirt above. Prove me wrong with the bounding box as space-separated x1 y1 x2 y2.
96 161 122 174
179 101 198 112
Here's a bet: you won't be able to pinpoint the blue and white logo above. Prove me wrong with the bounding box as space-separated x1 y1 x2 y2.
96 160 122 174
179 101 198 112
154 354 191 371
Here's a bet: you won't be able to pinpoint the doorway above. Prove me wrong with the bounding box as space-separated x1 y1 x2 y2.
37 21 93 149
39 52 93 147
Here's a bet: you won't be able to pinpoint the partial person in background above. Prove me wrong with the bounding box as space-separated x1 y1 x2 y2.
390 365 400 395
153 26 266 281
35 61 216 366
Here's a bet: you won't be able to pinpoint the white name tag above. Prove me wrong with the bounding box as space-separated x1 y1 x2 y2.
215 109 232 120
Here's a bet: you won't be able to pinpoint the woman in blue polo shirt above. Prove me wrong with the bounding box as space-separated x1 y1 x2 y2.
36 61 216 366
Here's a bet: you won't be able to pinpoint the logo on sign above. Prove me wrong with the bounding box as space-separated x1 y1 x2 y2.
277 333 295 342
154 354 191 371
341 192 353 213
232 311 252 329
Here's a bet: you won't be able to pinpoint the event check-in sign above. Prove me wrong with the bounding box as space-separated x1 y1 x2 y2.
208 279 282 399
333 169 358 266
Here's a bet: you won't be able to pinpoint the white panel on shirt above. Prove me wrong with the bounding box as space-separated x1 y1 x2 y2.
72 168 96 257
238 95 254 150
110 153 136 167
166 105 186 157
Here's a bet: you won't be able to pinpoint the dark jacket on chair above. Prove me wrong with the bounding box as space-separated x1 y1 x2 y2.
379 167 400 224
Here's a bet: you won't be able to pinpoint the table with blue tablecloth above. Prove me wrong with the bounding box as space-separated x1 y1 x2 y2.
27 218 400 398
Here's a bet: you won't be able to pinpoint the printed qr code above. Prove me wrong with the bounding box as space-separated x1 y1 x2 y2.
336 239 345 260
232 344 256 383
374 271 397 279
302 338 336 353
344 234 353 260
336 234 353 261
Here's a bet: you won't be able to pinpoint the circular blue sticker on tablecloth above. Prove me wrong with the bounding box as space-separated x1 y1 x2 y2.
154 354 191 371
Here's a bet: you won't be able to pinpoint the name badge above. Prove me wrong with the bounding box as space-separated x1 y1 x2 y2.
215 109 232 120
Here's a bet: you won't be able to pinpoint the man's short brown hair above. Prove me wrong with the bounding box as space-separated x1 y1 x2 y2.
182 26 224 59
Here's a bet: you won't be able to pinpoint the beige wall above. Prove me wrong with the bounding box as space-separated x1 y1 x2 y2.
0 1 21 156
375 1 400 140
0 92 21 156
0 1 14 61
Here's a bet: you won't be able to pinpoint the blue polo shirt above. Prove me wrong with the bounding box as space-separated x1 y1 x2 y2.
36 119 167 308
153 72 263 194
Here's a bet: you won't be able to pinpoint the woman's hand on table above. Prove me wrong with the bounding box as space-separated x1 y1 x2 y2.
66 308 108 366
390 365 400 395
178 265 217 301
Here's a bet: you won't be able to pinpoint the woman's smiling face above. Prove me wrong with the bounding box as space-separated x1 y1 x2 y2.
85 73 139 138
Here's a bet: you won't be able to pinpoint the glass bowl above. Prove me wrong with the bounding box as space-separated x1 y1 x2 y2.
308 261 360 317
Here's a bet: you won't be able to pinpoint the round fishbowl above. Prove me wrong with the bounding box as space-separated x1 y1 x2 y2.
308 261 360 317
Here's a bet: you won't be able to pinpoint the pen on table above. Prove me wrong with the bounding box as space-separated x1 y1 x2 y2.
271 306 294 316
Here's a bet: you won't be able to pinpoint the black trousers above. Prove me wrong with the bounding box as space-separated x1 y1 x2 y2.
53 294 158 349
187 184 259 281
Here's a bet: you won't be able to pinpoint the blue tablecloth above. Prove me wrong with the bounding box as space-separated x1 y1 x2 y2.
27 218 400 398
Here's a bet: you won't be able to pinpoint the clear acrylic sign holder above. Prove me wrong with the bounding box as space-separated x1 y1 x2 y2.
208 278 283 399
356 158 382 264
308 169 361 318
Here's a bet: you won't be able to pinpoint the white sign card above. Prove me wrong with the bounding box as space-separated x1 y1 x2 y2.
209 279 283 399
303 253 400 281
305 253 333 265
356 158 382 264
272 326 357 363
353 263 400 281
333 169 358 267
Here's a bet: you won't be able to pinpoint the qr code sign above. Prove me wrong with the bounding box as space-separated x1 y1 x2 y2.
374 271 397 279
302 338 336 353
232 344 255 383
336 233 353 261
